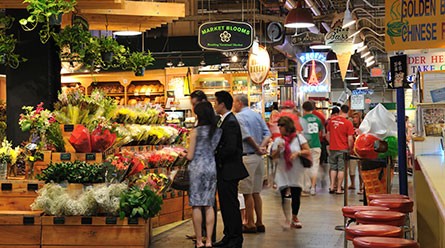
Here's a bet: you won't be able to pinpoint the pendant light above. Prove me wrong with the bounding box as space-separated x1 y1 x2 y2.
284 0 315 29
342 0 356 28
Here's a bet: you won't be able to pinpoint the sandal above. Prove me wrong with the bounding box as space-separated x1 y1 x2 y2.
335 191 344 195
348 186 356 190
329 188 335 194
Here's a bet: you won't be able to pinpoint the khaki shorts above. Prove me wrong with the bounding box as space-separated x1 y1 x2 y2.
349 159 358 176
239 154 264 194
329 150 348 172
310 148 322 177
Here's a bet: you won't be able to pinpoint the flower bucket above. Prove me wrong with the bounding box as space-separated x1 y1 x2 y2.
135 67 145 76
0 162 7 180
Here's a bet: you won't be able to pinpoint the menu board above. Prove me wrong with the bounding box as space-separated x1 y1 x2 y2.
351 94 365 110
417 103 445 136
421 71 445 103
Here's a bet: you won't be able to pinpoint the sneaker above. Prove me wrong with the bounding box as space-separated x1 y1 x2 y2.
310 187 316 196
290 217 302 229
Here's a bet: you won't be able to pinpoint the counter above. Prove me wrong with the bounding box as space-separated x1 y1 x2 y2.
413 137 445 247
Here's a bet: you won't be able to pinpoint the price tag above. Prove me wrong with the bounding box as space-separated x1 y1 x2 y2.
351 95 365 110
60 153 71 161
63 124 74 132
85 153 96 161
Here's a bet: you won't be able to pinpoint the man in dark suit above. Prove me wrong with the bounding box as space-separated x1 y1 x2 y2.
213 91 249 248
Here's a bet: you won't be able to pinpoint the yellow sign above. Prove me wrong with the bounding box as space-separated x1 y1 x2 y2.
385 0 445 51
248 46 270 84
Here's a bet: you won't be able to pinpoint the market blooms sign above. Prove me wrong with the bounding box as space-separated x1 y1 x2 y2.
198 21 253 51
385 0 445 51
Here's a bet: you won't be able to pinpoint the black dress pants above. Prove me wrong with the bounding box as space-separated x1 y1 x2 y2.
217 176 243 246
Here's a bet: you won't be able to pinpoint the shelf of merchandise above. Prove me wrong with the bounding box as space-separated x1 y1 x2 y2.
61 70 167 106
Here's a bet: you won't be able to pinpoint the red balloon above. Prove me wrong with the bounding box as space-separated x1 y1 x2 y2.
354 133 380 159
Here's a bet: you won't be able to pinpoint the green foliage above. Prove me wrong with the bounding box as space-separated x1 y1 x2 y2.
98 36 129 69
119 186 162 220
125 51 155 73
46 123 65 152
37 161 105 184
0 14 27 69
19 0 77 44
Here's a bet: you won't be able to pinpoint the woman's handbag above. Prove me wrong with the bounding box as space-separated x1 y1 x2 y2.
171 162 190 191
296 135 313 168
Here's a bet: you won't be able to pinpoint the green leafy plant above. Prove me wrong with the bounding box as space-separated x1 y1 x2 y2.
46 122 65 152
98 36 128 68
19 0 77 44
37 161 105 184
119 186 162 220
125 51 155 76
0 14 27 69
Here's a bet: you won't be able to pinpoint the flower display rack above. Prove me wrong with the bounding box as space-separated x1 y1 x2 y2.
0 180 44 211
0 210 43 248
41 216 151 247
50 152 104 164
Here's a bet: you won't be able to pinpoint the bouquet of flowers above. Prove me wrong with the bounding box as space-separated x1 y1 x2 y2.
113 106 165 125
136 173 169 195
19 102 56 146
142 147 181 168
0 139 20 164
105 150 145 183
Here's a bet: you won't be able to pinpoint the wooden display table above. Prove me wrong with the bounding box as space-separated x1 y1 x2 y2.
0 179 44 211
0 210 43 248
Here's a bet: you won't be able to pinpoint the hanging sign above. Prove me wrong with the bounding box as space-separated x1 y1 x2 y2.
291 32 325 46
351 94 365 110
198 21 253 51
405 52 445 82
389 54 409 88
248 46 270 84
298 53 330 93
385 0 445 51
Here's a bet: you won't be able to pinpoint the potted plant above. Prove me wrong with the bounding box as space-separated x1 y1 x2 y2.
19 0 77 44
98 36 129 69
125 51 155 76
53 24 101 71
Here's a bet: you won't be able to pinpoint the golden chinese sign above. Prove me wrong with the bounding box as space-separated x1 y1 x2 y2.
385 0 445 51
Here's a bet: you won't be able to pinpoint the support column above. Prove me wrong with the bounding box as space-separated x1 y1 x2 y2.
5 9 61 146
396 88 408 195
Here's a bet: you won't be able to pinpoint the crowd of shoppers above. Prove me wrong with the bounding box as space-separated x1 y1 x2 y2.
184 89 366 247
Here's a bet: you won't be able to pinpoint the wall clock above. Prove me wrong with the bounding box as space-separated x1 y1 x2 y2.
266 22 284 43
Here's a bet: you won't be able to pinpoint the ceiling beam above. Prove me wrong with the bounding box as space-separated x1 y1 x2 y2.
0 0 125 9
79 1 185 18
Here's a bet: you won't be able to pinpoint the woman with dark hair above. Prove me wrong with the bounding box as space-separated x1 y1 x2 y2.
186 101 222 248
271 116 311 229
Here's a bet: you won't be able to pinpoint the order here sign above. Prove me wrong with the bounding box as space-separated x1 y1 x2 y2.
385 0 445 51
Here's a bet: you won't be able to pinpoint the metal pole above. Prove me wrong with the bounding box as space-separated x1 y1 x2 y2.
396 88 408 195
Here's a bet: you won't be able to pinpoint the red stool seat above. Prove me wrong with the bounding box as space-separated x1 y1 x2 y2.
342 206 390 218
345 224 402 241
354 211 406 226
368 194 410 201
353 237 419 248
370 198 414 213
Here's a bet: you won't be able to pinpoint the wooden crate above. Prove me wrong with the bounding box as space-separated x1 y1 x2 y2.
51 153 103 164
0 180 44 211
158 192 183 225
0 210 42 247
41 216 151 247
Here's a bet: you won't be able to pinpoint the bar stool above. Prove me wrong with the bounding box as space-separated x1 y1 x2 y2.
369 198 414 238
345 224 402 241
342 206 390 219
354 211 406 226
369 199 413 214
368 194 410 201
353 237 419 248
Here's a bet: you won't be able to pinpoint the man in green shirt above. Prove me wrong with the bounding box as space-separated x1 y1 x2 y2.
302 101 323 195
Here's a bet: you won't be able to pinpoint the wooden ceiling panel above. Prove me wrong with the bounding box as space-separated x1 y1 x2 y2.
79 1 185 18
0 0 125 9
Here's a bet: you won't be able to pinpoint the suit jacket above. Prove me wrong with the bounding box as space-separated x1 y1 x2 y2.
215 112 249 181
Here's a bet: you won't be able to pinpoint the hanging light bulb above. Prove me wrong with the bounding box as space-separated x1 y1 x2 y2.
166 60 173 67
284 0 315 28
177 60 185 67
231 55 238 62
200 59 206 66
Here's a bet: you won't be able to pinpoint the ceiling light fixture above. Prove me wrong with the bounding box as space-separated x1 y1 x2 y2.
365 56 375 63
177 60 185 67
342 0 356 29
350 82 362 86
113 31 142 36
366 60 376 67
360 49 371 58
231 55 238 63
284 0 315 28
353 35 364 50
309 44 331 50
357 86 369 90
200 59 206 66
166 60 173 67
345 75 360 80
357 45 368 53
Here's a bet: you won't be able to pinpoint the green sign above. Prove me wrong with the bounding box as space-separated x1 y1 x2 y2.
198 21 253 51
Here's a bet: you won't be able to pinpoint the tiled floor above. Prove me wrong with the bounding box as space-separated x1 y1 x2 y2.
151 171 413 248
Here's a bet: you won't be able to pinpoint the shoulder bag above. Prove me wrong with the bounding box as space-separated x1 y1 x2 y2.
171 161 190 191
296 135 313 168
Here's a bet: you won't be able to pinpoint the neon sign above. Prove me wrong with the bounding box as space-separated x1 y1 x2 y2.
299 53 330 93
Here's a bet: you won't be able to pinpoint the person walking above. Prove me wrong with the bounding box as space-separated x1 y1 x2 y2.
233 94 271 234
326 105 354 194
271 116 311 228
186 101 222 248
301 101 323 196
213 91 249 248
